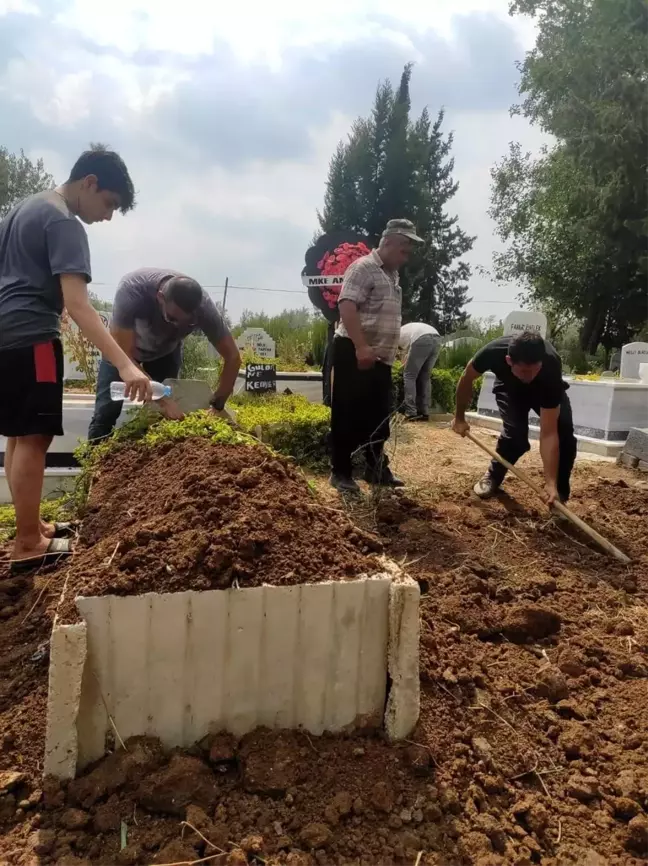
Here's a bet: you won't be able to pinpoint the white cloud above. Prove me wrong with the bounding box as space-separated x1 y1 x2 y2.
2 0 545 325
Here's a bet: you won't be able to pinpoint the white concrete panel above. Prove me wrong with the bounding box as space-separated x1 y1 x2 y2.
294 582 335 735
45 622 87 779
46 573 416 777
385 579 421 741
257 585 301 730
224 587 264 736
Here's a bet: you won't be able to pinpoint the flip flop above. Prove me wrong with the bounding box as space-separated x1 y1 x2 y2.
51 521 79 539
10 538 73 575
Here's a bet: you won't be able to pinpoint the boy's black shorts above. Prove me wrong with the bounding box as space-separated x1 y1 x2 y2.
0 339 64 437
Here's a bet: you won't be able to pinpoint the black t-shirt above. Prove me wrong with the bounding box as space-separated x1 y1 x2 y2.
471 336 567 409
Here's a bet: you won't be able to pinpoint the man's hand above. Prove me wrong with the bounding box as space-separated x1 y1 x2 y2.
544 480 559 508
356 344 377 370
117 360 152 403
452 417 471 437
159 397 185 421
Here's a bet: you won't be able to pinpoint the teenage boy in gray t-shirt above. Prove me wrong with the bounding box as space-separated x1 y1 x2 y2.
0 146 151 572
87 268 241 441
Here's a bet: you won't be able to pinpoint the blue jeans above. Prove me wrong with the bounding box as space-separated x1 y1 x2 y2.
88 348 181 442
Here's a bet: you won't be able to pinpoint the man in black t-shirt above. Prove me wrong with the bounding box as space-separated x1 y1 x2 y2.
452 331 577 505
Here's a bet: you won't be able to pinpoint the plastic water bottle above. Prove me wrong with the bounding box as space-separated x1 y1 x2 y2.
110 380 172 404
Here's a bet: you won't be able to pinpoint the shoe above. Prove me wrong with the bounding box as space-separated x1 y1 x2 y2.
473 475 500 499
364 466 406 488
329 473 361 494
10 538 73 575
404 413 425 422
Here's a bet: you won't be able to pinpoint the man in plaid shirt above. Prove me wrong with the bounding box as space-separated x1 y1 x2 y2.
330 219 424 493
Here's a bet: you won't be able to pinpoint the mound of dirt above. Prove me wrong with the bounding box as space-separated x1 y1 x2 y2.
60 439 382 619
1 730 447 866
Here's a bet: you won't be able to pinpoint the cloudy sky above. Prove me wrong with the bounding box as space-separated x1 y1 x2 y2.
1 0 546 326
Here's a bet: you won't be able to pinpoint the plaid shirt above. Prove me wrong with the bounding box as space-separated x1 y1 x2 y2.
336 250 402 364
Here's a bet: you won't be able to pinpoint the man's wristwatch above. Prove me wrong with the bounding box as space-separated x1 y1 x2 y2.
210 395 226 411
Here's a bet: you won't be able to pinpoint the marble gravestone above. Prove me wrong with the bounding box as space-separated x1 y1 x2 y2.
620 343 648 380
503 311 548 340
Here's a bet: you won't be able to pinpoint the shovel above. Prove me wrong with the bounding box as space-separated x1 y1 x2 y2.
465 431 631 565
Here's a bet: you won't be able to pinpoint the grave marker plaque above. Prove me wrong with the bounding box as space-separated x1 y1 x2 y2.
245 363 277 394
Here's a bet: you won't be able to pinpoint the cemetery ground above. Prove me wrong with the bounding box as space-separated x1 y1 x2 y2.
0 423 647 866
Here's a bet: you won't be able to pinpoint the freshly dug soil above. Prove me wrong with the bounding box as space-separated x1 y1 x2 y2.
0 427 647 865
59 438 382 619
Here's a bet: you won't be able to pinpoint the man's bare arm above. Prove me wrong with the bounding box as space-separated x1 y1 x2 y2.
452 362 480 435
539 406 560 504
62 275 151 402
109 325 138 362
211 335 241 401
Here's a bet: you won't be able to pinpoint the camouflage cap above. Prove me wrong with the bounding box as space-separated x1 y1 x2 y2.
381 218 424 244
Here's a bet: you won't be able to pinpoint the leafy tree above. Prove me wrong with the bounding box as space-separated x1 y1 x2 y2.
318 65 474 334
490 0 648 353
0 147 54 218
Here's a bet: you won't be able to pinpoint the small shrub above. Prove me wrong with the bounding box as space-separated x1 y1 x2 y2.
232 393 330 470
180 333 216 379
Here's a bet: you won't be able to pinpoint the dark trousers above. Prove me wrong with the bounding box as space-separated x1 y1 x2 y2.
330 336 393 477
322 323 335 407
490 390 578 501
87 348 181 442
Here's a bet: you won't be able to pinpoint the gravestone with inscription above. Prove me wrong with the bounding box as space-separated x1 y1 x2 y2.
245 363 277 394
503 310 548 339
235 328 276 359
620 342 648 380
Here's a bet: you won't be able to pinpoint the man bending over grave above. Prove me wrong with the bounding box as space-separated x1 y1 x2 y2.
452 331 577 505
88 268 241 441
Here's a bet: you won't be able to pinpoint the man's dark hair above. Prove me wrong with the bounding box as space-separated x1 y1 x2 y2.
68 143 136 213
508 331 546 364
162 276 204 313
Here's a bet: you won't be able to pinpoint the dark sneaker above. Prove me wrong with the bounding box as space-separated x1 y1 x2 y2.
473 474 500 499
364 466 406 488
404 413 425 422
330 473 361 494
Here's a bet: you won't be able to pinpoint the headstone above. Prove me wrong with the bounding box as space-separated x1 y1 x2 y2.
609 350 621 372
235 328 276 359
503 310 548 339
245 363 277 394
622 427 648 463
620 342 648 380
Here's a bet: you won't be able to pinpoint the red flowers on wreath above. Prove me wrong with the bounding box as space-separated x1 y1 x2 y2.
316 241 371 309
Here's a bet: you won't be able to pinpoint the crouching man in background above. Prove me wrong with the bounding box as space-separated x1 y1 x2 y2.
88 268 241 441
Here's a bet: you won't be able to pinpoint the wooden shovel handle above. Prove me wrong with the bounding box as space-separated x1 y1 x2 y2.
465 431 631 565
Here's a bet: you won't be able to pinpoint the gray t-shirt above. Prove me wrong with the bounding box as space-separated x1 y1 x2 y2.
111 268 230 362
0 190 92 350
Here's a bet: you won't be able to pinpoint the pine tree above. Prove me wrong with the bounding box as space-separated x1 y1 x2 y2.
317 66 474 333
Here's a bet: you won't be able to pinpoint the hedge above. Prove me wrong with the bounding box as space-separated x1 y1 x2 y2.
231 393 330 470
